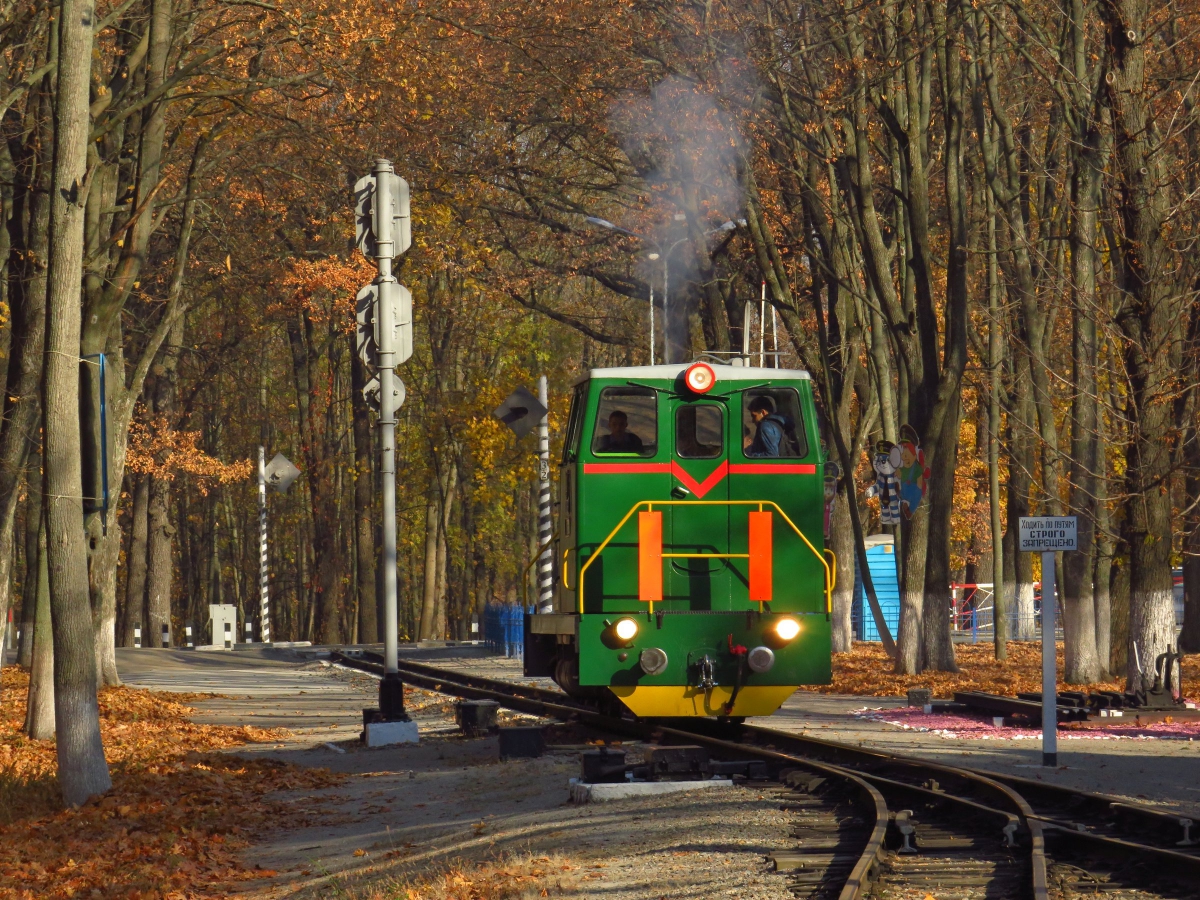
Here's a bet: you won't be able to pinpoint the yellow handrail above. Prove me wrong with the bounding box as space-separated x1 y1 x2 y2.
576 500 833 615
561 546 573 590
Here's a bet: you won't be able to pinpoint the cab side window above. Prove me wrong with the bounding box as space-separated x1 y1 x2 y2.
561 383 587 463
591 387 657 457
676 404 723 459
742 388 807 458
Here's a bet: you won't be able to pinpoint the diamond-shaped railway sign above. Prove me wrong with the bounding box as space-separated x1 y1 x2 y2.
493 386 548 439
264 453 301 493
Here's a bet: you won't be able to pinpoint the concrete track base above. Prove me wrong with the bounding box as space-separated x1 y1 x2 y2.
568 777 733 803
364 719 420 747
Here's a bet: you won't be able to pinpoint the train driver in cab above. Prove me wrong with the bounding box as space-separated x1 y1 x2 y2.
745 396 789 457
597 409 644 453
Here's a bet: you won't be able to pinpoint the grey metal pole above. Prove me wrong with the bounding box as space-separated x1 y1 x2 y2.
649 284 655 365
662 258 670 364
536 376 553 612
1041 550 1057 766
373 158 401 680
258 445 270 643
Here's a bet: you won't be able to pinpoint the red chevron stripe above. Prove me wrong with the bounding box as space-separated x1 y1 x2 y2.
583 463 672 474
729 463 817 474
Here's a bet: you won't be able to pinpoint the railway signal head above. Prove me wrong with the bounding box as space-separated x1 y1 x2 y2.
354 166 411 261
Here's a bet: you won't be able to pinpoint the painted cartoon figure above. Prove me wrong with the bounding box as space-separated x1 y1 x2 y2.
872 440 902 525
896 424 930 519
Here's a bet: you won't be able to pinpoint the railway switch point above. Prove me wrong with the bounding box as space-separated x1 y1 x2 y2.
455 700 499 736
894 809 918 853
645 744 710 781
580 747 627 783
498 725 544 760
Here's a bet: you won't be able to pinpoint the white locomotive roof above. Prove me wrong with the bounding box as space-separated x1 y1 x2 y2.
580 363 811 385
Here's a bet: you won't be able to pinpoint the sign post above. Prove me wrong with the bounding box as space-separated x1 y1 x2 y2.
1018 515 1077 767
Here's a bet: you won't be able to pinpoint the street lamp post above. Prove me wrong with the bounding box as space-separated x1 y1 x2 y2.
585 217 742 366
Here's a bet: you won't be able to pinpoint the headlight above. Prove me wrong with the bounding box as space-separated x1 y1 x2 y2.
774 617 801 642
684 362 716 394
614 617 639 642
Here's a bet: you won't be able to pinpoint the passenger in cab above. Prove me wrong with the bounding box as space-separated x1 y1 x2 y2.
597 410 644 453
746 396 789 457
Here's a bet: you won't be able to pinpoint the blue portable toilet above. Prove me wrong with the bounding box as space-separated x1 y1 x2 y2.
851 534 901 642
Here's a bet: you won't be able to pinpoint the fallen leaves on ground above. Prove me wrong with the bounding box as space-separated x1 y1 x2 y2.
824 642 1200 698
0 666 344 899
333 854 579 900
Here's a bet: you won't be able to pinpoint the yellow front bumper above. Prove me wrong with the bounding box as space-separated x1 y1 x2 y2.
608 684 797 718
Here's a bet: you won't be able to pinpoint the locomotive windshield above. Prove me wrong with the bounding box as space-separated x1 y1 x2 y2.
676 404 723 458
592 386 657 457
742 388 807 458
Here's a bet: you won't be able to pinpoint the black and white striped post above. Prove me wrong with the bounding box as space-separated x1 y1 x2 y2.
536 376 553 613
161 623 170 648
258 446 271 643
134 627 141 649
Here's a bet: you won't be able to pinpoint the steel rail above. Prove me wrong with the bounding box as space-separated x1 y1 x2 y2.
343 650 1194 860
333 652 885 899
337 652 1200 896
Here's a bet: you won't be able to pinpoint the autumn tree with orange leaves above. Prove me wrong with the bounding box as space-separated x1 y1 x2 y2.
3 0 1200 807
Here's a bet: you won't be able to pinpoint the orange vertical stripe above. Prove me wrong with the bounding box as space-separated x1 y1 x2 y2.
639 511 663 603
748 511 773 602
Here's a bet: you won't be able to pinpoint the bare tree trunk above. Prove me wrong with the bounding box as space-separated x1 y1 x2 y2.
921 393 961 672
829 486 855 653
25 516 54 739
1007 369 1036 639
1100 0 1184 691
350 351 377 643
43 0 111 803
434 520 449 639
4 71 52 674
1110 551 1131 675
144 318 183 649
1180 458 1200 654
434 459 458 638
17 487 37 668
145 474 173 648
122 474 149 648
1062 75 1104 682
418 484 438 640
986 192 1007 660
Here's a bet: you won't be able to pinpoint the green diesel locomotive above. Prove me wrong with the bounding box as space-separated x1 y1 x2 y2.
524 361 834 718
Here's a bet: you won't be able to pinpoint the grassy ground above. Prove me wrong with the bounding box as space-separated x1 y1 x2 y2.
825 641 1200 698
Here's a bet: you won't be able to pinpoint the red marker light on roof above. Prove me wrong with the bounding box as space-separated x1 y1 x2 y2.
684 362 716 394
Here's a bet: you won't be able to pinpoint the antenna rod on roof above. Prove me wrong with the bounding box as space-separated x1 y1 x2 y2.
759 281 767 367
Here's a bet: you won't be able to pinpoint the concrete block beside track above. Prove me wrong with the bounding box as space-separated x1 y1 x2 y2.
569 777 733 804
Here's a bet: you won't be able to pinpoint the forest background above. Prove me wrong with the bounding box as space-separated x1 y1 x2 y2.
2 0 1200 803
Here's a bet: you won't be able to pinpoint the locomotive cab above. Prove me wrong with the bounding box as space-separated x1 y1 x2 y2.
525 362 833 718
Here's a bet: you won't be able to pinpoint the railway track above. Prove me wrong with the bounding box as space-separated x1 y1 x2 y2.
332 651 1199 899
